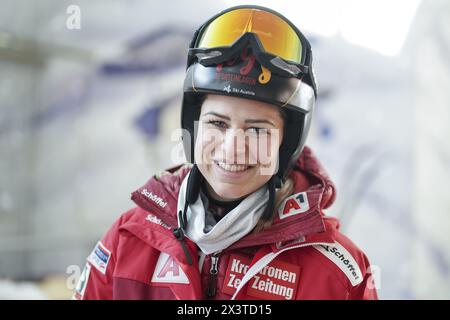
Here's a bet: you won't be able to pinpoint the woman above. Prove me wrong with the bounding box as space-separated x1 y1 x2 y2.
74 5 378 300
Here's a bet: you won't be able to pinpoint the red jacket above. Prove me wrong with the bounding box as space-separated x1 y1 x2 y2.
73 146 378 300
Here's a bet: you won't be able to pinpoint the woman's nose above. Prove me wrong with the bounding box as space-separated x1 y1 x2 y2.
221 129 247 163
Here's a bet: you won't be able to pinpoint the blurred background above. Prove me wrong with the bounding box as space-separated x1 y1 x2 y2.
0 0 449 299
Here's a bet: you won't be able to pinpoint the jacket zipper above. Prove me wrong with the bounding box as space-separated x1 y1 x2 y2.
205 252 220 298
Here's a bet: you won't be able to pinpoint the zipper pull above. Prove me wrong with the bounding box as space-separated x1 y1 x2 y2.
205 253 220 298
173 227 193 265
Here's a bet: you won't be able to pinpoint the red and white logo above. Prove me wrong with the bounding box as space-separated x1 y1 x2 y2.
222 254 300 300
278 192 310 220
151 252 189 284
87 241 111 275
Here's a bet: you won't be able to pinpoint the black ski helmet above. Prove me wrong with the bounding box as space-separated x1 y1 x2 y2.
180 5 317 219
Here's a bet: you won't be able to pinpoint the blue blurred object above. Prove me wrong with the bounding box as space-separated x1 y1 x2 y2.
134 95 179 139
100 27 192 75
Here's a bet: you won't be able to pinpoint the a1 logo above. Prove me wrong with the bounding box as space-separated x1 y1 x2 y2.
278 192 310 219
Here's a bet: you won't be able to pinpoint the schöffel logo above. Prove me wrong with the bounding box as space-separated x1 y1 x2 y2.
141 189 167 208
315 243 363 286
145 214 170 230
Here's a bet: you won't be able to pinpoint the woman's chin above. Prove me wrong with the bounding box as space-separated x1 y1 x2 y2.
208 185 248 201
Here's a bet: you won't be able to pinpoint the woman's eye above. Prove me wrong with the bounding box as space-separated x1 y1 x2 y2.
206 120 227 128
247 127 269 135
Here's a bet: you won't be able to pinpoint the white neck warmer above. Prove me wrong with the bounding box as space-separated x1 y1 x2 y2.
177 171 269 255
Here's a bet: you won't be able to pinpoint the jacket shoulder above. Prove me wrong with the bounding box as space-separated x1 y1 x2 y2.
310 218 373 289
101 207 143 244
152 163 192 194
130 163 192 227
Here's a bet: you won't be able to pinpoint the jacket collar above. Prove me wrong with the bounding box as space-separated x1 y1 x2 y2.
130 146 338 250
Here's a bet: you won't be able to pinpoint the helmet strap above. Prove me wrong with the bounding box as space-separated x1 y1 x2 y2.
261 176 276 222
186 164 203 205
273 175 282 188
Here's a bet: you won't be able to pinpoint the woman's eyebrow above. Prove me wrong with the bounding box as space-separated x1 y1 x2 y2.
202 112 230 120
202 112 276 127
245 119 276 127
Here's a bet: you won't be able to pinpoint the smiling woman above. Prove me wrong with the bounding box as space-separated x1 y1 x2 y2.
74 5 379 300
195 94 284 201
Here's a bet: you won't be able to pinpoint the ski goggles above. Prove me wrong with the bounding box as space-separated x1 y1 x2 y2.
188 5 316 91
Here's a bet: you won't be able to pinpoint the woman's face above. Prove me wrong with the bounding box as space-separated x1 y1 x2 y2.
194 94 284 201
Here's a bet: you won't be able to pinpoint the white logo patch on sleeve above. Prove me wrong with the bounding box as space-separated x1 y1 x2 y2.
72 263 91 300
151 252 189 284
87 241 111 275
314 242 363 287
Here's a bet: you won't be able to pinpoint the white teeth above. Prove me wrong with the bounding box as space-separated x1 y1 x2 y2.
216 161 249 172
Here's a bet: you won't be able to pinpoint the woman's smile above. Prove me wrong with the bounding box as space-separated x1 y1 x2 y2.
212 160 255 181
214 161 250 172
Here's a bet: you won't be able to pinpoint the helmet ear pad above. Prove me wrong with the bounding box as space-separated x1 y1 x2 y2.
181 92 205 163
277 108 307 180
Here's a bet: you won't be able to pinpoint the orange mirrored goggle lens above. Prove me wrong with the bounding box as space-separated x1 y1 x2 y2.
197 8 303 64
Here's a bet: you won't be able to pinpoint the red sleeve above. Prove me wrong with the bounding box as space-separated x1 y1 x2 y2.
331 229 380 300
73 212 128 300
349 272 379 300
348 253 379 300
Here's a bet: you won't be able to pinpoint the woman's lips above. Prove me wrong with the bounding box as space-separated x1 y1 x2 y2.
213 160 254 179
215 161 249 172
